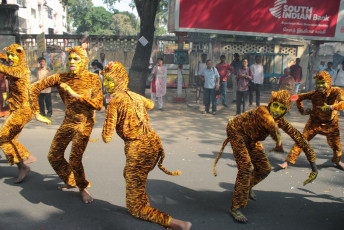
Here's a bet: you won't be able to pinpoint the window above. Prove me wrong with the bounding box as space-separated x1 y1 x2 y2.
31 8 36 19
48 7 53 19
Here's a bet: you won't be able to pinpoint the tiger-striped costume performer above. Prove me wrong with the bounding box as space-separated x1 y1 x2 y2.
213 90 318 223
0 44 36 183
31 45 103 203
280 71 344 170
101 62 191 230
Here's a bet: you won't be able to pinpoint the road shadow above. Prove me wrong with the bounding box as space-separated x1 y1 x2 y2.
1 164 343 230
0 166 163 230
147 179 343 230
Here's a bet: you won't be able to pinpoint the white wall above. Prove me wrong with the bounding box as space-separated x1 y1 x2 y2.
7 0 67 34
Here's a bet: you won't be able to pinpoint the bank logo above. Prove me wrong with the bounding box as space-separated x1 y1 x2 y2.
269 0 287 18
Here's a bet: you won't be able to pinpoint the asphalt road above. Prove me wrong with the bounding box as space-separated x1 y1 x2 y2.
1 88 343 230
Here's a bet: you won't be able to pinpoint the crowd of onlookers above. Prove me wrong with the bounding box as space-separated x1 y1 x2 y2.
193 53 344 116
194 53 265 115
2 52 344 118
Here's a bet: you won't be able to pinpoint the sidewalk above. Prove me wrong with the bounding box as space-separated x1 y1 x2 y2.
152 86 290 117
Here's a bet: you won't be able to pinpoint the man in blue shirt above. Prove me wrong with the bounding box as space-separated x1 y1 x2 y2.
325 62 335 78
200 60 220 115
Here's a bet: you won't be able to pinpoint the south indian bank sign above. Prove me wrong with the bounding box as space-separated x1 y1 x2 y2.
270 0 328 21
168 0 344 41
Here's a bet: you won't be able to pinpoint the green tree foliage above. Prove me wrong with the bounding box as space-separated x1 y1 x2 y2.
110 12 138 36
78 6 113 34
101 0 168 36
61 0 162 94
153 0 168 35
60 0 138 35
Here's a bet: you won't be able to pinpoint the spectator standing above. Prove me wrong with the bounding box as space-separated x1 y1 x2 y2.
91 60 102 75
194 53 207 104
91 60 108 111
317 61 327 73
215 55 233 107
333 61 344 88
325 62 335 78
99 52 109 69
249 55 264 107
230 53 242 103
290 58 303 94
278 68 295 96
200 59 220 115
151 58 167 110
236 59 252 115
37 57 52 117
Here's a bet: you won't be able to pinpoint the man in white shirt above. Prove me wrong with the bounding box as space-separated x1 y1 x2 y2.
37 57 52 117
333 61 344 87
200 60 220 115
249 55 264 107
99 52 109 69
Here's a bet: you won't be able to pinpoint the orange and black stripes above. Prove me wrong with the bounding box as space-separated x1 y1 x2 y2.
102 62 180 229
286 71 344 164
0 44 33 165
214 90 316 209
30 46 103 191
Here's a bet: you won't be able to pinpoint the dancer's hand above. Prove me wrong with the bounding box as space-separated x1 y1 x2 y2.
60 83 80 99
277 161 289 169
317 103 332 112
35 113 51 125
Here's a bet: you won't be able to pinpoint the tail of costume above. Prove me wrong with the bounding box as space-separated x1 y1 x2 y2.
213 137 230 176
157 149 181 176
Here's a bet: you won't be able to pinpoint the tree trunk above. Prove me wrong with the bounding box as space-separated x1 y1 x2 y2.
129 0 159 96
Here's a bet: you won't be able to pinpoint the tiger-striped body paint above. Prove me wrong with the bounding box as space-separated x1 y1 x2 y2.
0 44 33 165
286 71 344 164
30 46 103 190
214 90 316 209
101 62 180 229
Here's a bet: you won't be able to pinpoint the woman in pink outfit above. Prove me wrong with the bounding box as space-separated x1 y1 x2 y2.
150 58 167 110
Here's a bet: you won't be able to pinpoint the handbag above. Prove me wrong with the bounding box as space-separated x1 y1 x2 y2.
147 72 154 82
215 88 221 96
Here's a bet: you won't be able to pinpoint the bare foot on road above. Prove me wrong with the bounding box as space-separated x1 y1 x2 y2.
278 161 289 169
170 219 192 230
14 164 30 184
81 189 93 204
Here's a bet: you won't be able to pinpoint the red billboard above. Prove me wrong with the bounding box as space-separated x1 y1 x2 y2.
169 0 344 41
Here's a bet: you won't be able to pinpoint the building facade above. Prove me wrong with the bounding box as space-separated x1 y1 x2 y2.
7 0 67 34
